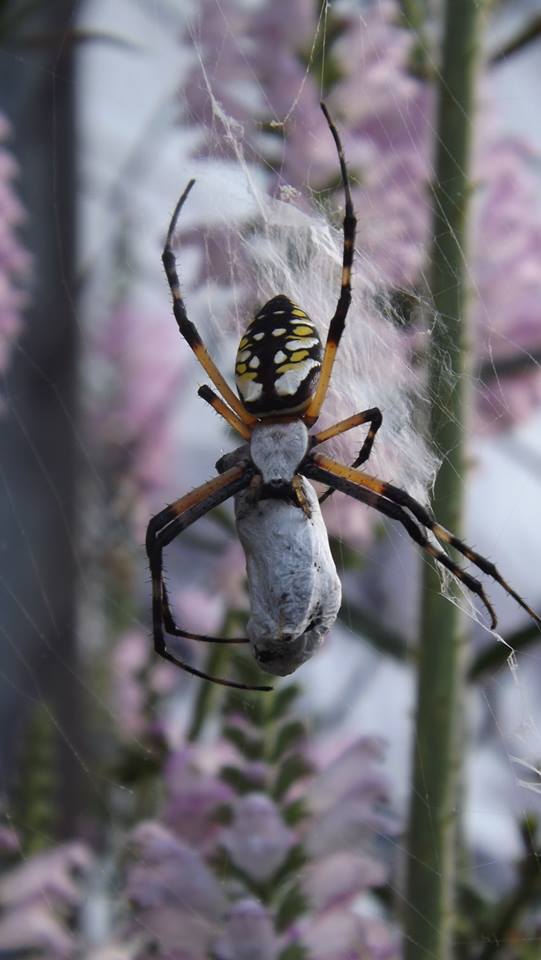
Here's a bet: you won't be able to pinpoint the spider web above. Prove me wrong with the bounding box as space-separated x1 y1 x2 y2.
1 0 541 957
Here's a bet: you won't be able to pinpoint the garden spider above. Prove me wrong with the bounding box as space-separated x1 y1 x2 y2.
146 103 541 691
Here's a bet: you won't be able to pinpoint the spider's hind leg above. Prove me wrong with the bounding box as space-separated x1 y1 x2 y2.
145 465 271 691
161 581 248 645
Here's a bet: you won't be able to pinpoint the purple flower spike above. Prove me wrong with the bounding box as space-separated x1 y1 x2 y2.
303 850 387 912
222 793 295 883
125 821 227 957
0 842 91 958
302 907 400 960
163 750 233 852
0 904 74 958
212 898 279 960
0 841 92 912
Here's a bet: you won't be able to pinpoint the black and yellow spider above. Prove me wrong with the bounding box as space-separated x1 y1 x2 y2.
146 103 541 691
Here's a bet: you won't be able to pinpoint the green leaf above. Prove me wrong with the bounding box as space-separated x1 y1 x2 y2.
219 765 265 795
271 844 308 887
268 684 302 721
282 797 310 826
270 721 306 762
211 803 233 825
275 882 308 932
273 754 312 801
278 943 308 960
223 724 265 761
490 14 541 66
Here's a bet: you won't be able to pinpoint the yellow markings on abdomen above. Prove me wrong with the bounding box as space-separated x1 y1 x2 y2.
285 338 319 351
275 359 321 396
289 350 309 362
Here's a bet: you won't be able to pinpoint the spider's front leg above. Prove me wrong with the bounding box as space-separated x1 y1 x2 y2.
145 464 272 690
311 407 383 504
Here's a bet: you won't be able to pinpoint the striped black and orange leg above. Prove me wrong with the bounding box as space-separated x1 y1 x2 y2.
303 457 498 628
197 385 252 441
312 407 382 504
304 103 357 427
162 181 256 428
145 464 272 691
308 452 541 630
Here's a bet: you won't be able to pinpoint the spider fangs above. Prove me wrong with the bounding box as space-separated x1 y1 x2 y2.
146 103 541 691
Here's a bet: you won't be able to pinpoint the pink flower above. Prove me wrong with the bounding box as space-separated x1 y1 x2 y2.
171 585 225 636
124 821 226 957
181 0 541 432
213 898 278 960
0 842 91 911
0 842 91 958
0 904 74 958
302 908 400 960
303 850 387 912
0 824 19 855
163 749 233 852
89 303 187 529
221 793 295 882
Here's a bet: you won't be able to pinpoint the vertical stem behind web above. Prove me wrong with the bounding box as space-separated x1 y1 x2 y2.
403 2 484 958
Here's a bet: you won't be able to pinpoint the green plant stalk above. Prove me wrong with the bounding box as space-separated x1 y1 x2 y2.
403 2 484 958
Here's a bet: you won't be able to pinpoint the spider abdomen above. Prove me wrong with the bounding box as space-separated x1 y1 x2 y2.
234 477 341 676
235 295 322 417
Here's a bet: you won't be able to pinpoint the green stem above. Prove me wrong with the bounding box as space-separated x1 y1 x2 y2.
403 3 484 958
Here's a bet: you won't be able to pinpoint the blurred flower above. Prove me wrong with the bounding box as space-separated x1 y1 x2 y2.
0 823 19 855
172 585 225 636
124 820 226 958
0 904 75 958
0 113 31 390
302 908 400 960
181 0 541 431
0 842 92 958
221 793 295 882
154 699 398 959
90 303 187 533
111 629 177 738
163 748 233 852
212 898 278 960
473 137 541 429
0 841 91 911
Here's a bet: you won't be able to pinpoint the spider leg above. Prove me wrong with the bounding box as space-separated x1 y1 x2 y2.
312 407 382 504
304 103 357 426
162 181 256 427
161 581 248 644
146 464 272 691
309 453 541 630
303 457 498 628
197 385 252 440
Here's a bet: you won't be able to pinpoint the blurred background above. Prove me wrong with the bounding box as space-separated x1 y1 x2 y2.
1 1 541 957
